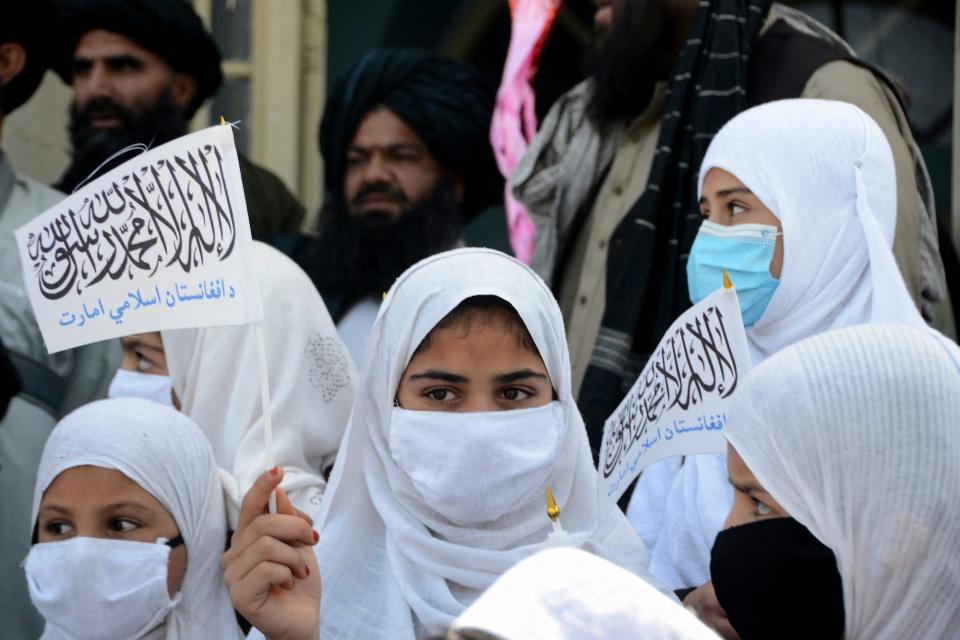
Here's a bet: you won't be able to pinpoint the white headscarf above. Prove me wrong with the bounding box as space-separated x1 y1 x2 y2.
630 99 929 589
315 248 665 639
453 547 720 640
725 323 960 640
30 398 243 640
162 241 357 523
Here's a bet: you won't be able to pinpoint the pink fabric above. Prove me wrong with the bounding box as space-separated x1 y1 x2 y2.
490 0 561 263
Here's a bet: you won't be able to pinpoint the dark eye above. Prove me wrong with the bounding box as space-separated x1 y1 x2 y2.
45 521 74 536
729 202 747 216
502 387 534 402
427 388 453 402
753 497 773 517
111 518 139 533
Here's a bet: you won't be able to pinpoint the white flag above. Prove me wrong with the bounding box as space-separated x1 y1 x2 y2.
598 285 751 510
16 125 263 353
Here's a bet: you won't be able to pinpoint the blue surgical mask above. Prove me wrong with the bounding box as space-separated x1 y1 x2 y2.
686 221 781 327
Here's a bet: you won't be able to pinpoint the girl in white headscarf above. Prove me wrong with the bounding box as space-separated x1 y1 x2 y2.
223 247 669 640
24 397 244 640
626 98 935 623
712 323 960 639
160 241 357 523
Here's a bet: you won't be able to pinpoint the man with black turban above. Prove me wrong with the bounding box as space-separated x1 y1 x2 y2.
51 0 305 236
274 48 501 365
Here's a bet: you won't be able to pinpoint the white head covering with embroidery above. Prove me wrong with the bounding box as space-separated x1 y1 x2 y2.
162 241 357 523
30 398 243 640
726 323 960 639
630 99 929 590
314 248 668 639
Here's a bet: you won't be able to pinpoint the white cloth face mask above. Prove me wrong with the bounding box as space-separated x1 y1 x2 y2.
389 401 566 526
107 369 175 407
23 536 181 640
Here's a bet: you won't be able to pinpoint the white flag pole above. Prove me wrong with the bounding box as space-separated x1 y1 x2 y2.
255 323 278 514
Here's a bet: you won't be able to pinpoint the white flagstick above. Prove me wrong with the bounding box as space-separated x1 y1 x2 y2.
255 323 278 514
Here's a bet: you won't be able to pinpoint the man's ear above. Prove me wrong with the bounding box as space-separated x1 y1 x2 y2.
0 42 28 86
170 72 198 112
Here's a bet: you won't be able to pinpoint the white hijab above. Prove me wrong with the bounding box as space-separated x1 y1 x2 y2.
631 99 928 589
162 241 357 523
30 398 243 640
453 547 720 640
315 248 664 639
726 323 960 640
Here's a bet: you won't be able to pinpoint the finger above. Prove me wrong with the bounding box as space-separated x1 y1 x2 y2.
238 467 285 531
230 513 318 555
224 535 311 585
228 561 295 610
275 486 296 517
293 507 314 526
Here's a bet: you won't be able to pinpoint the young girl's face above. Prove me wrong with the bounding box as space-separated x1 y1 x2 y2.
396 312 553 412
36 465 187 597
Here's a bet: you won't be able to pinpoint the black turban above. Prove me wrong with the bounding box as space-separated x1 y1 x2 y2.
0 1 55 115
319 48 501 219
51 0 223 118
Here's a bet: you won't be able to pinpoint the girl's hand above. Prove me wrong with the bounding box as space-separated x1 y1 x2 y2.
222 468 321 640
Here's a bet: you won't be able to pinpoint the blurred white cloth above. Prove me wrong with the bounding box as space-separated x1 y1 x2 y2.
30 398 242 640
314 248 668 639
336 296 380 366
163 241 357 524
453 547 720 640
629 99 929 589
726 323 960 639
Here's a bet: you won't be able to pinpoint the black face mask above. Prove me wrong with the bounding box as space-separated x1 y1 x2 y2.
710 517 845 640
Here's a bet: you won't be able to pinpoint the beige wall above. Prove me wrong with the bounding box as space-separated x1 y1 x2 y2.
2 74 71 185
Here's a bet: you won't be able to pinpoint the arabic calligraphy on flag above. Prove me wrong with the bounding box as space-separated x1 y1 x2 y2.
16 125 263 353
598 286 751 510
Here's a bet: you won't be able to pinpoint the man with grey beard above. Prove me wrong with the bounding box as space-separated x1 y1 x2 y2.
51 0 305 236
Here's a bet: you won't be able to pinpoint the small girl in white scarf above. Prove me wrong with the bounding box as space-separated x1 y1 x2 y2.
222 247 669 640
24 397 244 640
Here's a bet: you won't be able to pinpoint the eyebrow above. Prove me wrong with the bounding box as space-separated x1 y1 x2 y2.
729 477 765 493
494 369 549 384
698 187 753 205
407 370 469 384
37 504 72 516
123 337 163 354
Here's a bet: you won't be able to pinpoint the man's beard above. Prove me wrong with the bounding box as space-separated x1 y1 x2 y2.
56 87 188 193
308 180 464 306
585 0 675 130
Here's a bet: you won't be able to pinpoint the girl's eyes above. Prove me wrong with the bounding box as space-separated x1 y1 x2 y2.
501 387 534 402
753 497 773 517
110 519 139 533
426 388 455 402
729 202 747 216
45 521 74 536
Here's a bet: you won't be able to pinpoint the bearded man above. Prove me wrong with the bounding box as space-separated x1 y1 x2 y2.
52 0 305 235
274 48 501 365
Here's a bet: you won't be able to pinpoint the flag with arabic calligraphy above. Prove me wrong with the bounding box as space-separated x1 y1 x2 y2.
16 124 263 353
598 285 750 510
